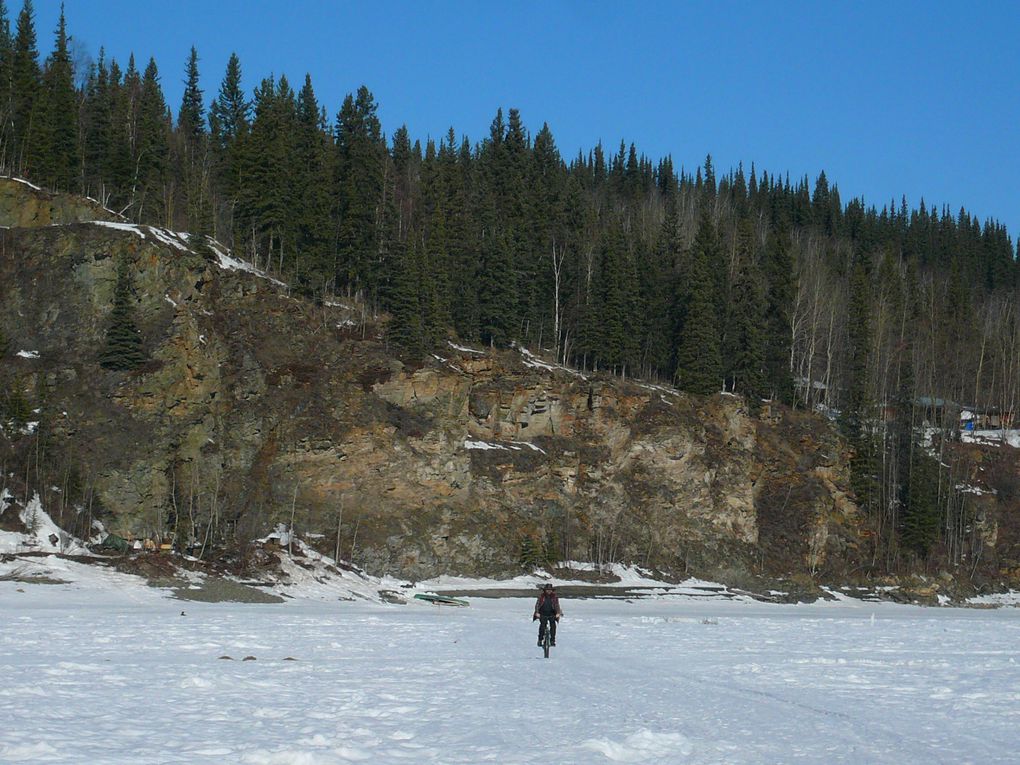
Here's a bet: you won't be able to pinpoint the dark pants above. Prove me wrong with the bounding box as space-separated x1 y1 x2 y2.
538 614 558 643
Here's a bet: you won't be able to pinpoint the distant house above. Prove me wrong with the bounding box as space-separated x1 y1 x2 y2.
879 396 960 429
959 407 1013 430
794 377 828 405
914 396 954 428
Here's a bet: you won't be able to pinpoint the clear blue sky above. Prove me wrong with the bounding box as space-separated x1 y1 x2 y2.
31 0 1020 240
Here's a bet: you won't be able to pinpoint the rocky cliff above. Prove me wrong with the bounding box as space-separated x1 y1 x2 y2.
3 178 1015 591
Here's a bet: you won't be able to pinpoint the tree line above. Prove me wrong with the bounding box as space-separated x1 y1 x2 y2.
2 0 1019 572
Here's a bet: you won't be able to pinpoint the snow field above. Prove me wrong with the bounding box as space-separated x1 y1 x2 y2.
2 575 1020 764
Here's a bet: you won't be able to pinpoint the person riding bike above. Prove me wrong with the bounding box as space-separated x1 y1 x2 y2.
533 583 562 647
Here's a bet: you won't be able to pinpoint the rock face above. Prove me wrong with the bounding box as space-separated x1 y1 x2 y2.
0 181 879 582
0 177 120 228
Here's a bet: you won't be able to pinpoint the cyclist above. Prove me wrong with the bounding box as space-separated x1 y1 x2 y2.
533 583 562 646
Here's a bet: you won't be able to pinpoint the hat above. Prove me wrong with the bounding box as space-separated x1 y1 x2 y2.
543 583 554 590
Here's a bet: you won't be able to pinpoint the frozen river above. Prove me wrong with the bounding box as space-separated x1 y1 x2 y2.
2 562 1020 764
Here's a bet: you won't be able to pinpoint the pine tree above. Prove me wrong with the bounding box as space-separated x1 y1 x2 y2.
99 258 146 371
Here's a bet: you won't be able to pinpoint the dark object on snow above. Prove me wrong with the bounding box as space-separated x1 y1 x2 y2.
100 533 131 553
413 593 469 607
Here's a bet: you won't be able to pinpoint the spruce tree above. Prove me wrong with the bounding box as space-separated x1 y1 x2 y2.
104 56 135 210
763 226 795 403
0 2 14 171
209 52 249 203
135 57 170 224
334 85 385 296
702 154 716 197
10 0 39 173
177 47 211 233
99 258 146 371
237 74 296 272
842 254 880 514
900 447 941 557
674 212 723 394
292 73 332 292
81 50 111 197
421 204 452 347
0 2 10 93
641 199 681 376
178 46 204 144
32 5 77 190
444 131 479 341
723 219 767 402
477 227 515 347
386 237 424 351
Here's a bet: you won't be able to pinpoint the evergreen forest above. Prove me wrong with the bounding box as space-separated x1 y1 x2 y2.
2 1 1019 570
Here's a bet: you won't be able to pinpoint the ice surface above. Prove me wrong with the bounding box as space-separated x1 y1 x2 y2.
1 555 1020 764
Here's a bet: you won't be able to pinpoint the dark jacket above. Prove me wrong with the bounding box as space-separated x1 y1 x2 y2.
535 591 562 617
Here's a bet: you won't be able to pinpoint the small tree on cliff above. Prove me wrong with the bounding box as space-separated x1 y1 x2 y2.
99 257 146 370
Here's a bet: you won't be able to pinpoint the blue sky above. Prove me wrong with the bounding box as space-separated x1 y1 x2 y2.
29 0 1020 239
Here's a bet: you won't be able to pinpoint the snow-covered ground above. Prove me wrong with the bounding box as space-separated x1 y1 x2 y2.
2 556 1020 764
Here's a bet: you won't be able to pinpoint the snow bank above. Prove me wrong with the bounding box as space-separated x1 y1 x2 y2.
463 438 546 454
961 429 1020 448
967 591 1020 607
0 493 89 555
513 341 586 378
7 176 43 191
252 525 399 603
88 221 287 288
90 220 149 239
583 729 693 762
447 341 485 355
205 239 287 287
